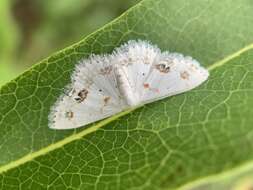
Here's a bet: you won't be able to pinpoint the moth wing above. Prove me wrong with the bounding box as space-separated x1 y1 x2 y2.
49 55 127 129
112 40 161 97
139 52 209 104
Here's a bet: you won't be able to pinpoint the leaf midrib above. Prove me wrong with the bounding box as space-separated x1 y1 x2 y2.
178 156 253 190
0 43 252 179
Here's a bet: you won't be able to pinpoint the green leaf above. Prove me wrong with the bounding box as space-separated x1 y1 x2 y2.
1 0 253 189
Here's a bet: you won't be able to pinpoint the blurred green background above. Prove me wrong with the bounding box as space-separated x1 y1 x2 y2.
0 0 139 86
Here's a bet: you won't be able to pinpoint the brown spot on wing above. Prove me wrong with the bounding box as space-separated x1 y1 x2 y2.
155 64 170 73
65 111 74 120
99 66 113 75
143 83 150 89
100 96 111 113
180 71 190 80
189 64 199 72
75 89 89 103
103 96 111 105
143 83 159 93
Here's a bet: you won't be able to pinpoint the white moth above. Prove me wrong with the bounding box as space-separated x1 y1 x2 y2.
49 40 209 130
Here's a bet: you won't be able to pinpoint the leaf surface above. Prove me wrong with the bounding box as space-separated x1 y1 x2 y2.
1 0 253 189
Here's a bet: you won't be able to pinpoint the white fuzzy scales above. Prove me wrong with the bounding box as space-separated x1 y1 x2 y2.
49 40 209 129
